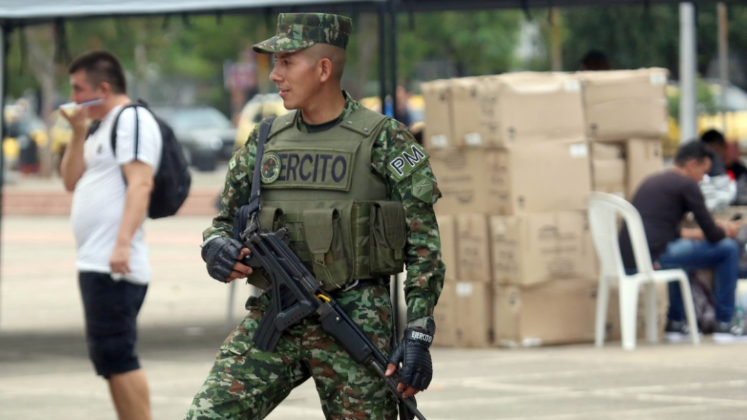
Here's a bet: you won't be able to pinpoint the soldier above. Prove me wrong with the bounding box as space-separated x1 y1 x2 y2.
187 13 444 420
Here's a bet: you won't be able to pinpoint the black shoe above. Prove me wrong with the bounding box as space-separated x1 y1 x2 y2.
712 321 747 343
664 319 694 342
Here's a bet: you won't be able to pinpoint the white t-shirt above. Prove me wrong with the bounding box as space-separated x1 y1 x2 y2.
70 105 162 285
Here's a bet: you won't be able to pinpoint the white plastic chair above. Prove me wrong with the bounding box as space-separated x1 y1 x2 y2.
587 192 699 350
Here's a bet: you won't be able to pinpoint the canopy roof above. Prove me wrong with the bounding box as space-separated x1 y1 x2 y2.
0 0 738 25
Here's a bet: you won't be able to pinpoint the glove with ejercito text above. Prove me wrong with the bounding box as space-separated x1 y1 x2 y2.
389 328 434 391
201 236 244 282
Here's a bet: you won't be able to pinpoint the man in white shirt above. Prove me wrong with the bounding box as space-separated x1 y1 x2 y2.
60 50 161 420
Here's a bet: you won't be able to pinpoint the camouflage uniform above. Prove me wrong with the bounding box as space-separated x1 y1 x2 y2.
186 13 444 420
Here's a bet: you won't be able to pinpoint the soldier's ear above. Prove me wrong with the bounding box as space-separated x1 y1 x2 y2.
318 58 333 83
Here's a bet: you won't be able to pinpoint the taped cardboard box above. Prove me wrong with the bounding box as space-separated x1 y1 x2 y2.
493 279 598 348
436 214 458 281
421 79 454 149
432 281 458 347
480 73 587 146
490 211 598 286
580 68 669 141
454 281 493 348
456 214 492 282
627 138 664 198
430 140 592 215
494 140 593 215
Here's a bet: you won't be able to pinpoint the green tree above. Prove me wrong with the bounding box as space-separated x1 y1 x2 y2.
396 10 523 82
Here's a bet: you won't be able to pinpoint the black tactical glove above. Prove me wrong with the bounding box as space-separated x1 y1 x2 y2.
201 236 245 282
389 328 434 391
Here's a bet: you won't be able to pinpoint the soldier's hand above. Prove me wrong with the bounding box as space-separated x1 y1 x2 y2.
201 237 253 282
385 328 434 398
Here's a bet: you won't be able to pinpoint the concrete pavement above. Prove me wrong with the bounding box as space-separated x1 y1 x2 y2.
2 177 747 419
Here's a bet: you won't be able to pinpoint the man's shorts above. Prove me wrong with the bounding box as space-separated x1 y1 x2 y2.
78 271 148 379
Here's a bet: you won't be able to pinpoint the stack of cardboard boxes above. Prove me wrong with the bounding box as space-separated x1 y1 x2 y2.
423 69 670 348
581 69 671 339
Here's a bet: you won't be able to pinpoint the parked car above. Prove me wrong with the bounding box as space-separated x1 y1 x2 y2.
153 106 236 172
234 93 289 149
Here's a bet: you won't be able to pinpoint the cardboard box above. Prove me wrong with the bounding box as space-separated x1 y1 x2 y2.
580 68 669 141
432 281 458 347
482 73 587 146
605 282 668 341
626 138 664 198
431 140 592 215
494 140 593 215
430 147 500 215
436 214 458 281
493 279 598 347
490 211 598 286
454 281 493 348
592 142 624 160
456 214 492 282
422 79 453 149
592 158 626 196
449 77 493 148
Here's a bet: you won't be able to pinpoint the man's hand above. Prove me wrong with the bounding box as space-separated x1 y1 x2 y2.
58 104 89 135
716 220 740 238
109 243 131 275
385 328 434 399
201 237 253 282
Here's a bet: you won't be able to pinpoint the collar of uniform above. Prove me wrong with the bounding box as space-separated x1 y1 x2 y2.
296 90 361 133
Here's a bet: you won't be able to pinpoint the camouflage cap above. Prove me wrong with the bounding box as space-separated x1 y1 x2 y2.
252 13 352 54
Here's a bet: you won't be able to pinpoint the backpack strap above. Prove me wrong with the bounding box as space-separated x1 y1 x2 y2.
246 116 277 218
110 102 146 160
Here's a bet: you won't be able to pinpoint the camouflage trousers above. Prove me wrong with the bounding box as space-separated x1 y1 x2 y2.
185 284 398 420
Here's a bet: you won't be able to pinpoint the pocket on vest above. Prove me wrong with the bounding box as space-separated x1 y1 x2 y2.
302 208 351 289
370 202 406 276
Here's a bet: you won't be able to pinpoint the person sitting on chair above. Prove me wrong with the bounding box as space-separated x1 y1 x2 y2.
619 141 746 343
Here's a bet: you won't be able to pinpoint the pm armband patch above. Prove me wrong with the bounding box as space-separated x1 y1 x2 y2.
387 143 429 182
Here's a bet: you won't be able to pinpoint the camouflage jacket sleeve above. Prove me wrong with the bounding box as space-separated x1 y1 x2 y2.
202 125 261 241
371 118 446 325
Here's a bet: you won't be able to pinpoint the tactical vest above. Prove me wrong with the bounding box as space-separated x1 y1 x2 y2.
247 107 406 291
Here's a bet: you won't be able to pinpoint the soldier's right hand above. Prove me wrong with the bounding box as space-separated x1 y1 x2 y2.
201 237 252 282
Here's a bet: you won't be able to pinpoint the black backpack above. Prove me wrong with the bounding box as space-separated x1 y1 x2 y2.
111 101 191 219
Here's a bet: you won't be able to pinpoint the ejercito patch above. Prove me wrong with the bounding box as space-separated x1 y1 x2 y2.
260 152 282 184
387 143 428 182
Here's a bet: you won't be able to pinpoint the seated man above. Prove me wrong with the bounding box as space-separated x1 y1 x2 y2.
702 129 747 205
619 141 745 343
700 129 736 211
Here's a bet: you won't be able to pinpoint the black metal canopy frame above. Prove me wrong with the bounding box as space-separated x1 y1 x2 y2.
0 0 730 326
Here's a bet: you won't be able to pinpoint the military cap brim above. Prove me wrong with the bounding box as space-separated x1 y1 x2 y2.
252 35 315 54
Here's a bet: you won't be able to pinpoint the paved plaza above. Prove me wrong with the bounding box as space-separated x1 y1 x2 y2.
1 180 746 420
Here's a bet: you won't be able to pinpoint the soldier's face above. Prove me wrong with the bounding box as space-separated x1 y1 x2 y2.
270 51 319 111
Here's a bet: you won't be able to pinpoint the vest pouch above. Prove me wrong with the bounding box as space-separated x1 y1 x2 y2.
258 206 284 231
302 208 351 289
370 202 407 276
